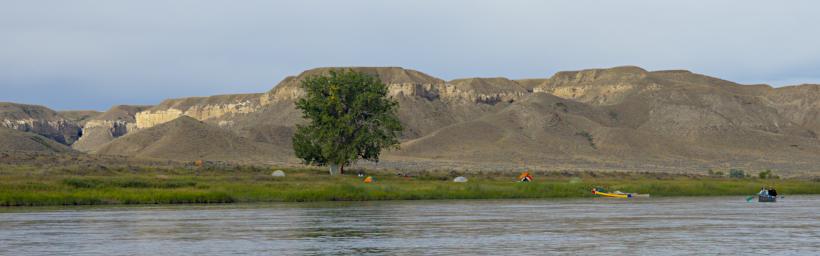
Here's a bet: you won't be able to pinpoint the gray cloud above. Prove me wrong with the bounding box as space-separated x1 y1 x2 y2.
2 0 819 110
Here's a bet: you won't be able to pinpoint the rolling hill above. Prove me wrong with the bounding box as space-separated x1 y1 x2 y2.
0 127 75 153
3 66 820 174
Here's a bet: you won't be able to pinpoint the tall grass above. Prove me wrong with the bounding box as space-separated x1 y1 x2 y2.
1 166 818 206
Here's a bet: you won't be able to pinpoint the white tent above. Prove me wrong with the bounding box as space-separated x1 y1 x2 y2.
271 170 286 177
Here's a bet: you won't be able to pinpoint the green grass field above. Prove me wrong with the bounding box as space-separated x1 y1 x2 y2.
1 165 817 206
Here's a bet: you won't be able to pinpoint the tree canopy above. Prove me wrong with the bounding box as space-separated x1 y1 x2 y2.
292 70 402 175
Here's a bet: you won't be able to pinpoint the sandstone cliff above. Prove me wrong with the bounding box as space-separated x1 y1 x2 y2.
72 105 152 152
0 102 82 145
135 93 264 129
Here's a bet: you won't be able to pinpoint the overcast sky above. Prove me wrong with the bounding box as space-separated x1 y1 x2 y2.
2 1 819 110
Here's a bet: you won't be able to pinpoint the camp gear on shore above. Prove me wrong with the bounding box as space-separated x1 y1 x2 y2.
453 176 468 183
591 188 632 198
363 176 373 183
271 170 285 177
518 172 533 182
614 190 649 198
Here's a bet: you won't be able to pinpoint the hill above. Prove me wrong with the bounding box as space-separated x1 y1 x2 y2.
4 66 820 174
0 102 82 145
93 116 284 163
0 127 75 153
58 110 101 126
72 105 152 152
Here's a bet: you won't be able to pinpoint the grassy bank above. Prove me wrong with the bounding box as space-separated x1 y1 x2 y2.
1 165 818 206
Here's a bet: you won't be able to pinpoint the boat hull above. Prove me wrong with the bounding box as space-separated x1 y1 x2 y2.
758 195 776 202
593 191 631 198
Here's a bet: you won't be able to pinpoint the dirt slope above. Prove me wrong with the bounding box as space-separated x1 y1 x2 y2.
0 127 75 153
94 116 284 162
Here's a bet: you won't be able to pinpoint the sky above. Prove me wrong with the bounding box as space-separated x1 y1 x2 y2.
2 1 820 111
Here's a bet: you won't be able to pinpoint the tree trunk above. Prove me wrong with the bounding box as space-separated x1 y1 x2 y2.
340 164 345 175
329 164 340 176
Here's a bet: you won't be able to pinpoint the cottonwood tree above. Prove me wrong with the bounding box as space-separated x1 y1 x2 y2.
292 70 402 175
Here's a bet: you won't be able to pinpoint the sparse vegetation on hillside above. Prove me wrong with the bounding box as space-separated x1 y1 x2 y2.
555 102 568 112
758 169 779 179
575 131 596 149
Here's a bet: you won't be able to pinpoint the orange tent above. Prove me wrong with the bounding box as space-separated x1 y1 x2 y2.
363 176 373 183
518 172 533 182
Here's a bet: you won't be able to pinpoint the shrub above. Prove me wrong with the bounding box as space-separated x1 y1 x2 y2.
114 179 152 188
608 111 619 120
729 169 745 179
758 169 779 179
63 178 103 188
575 131 596 149
555 102 568 112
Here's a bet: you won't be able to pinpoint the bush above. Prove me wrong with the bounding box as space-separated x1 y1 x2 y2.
63 178 103 188
575 131 596 149
115 180 152 188
707 169 724 177
758 169 779 179
729 169 745 179
555 102 568 112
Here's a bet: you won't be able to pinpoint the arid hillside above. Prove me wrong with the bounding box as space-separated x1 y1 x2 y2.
0 127 75 153
3 66 820 174
93 116 285 163
72 105 152 152
1 102 82 145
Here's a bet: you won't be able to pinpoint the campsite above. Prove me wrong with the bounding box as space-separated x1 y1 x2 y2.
2 164 817 206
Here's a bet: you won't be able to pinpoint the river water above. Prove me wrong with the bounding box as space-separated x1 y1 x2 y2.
1 196 818 255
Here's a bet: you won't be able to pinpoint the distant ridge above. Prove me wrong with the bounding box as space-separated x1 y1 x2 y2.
2 66 820 173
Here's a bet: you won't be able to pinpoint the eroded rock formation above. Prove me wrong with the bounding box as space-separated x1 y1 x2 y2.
0 102 81 145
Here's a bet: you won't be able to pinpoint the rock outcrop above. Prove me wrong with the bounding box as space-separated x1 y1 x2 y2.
0 102 82 145
72 105 152 152
135 94 263 129
444 77 528 104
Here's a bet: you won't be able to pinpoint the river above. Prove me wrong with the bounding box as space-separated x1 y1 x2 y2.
1 196 818 255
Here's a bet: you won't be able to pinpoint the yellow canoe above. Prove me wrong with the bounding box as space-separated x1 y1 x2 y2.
593 191 631 198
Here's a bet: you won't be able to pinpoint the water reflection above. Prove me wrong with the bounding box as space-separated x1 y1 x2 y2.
1 197 819 255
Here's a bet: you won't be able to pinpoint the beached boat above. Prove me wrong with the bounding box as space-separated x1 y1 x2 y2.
593 190 631 198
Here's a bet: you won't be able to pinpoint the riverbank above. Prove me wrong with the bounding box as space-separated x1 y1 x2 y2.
1 165 818 206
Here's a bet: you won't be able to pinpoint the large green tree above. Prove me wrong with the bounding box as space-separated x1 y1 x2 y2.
292 70 403 175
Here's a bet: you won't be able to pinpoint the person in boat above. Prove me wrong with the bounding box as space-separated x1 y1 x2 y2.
768 188 778 197
758 187 769 196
